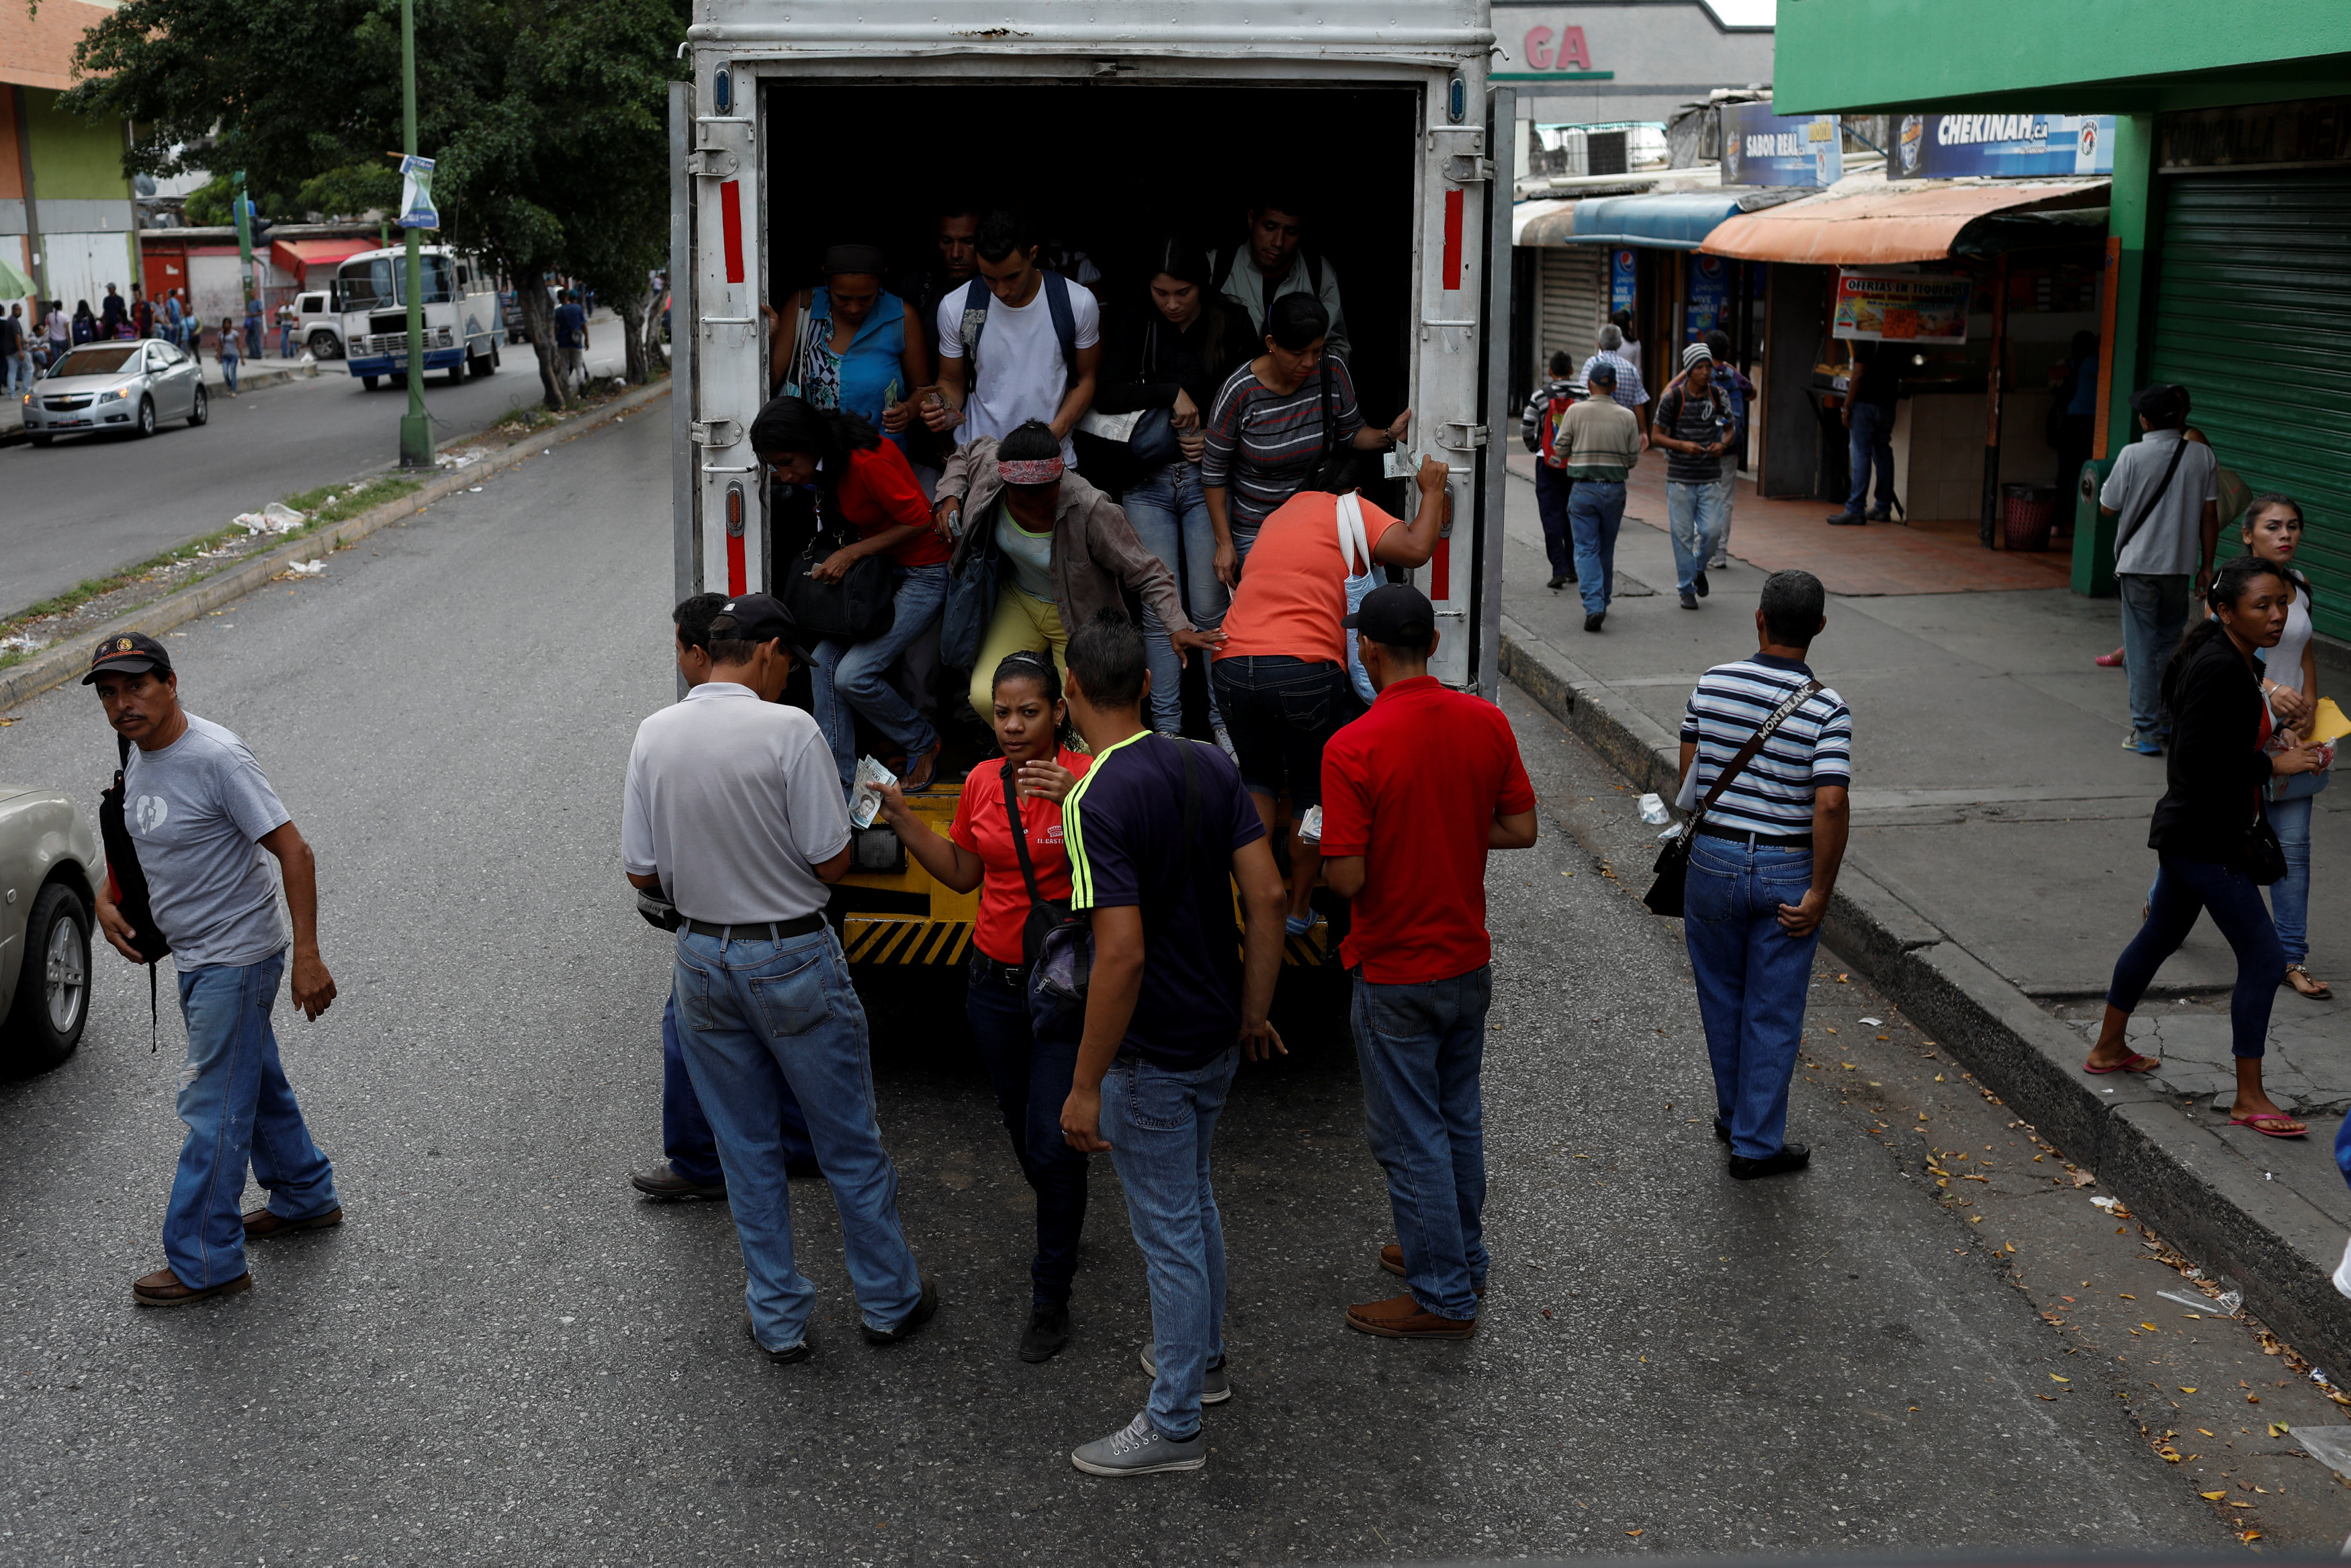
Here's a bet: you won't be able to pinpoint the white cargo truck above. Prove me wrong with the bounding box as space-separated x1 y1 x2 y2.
668 0 1513 972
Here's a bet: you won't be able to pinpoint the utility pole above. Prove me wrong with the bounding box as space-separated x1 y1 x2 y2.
233 169 255 316
398 0 431 467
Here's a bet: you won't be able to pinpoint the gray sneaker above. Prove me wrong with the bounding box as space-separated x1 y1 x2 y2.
1071 1412 1206 1477
1137 1346 1231 1404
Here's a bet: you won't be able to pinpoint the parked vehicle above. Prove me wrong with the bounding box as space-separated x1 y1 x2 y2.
502 283 564 345
19 339 208 446
333 244 502 389
670 0 1510 978
294 289 343 360
0 786 99 1076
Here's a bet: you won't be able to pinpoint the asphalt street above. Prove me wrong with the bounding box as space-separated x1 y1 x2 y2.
0 410 2256 1563
0 326 636 618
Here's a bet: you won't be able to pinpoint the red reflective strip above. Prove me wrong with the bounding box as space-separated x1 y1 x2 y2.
719 179 746 285
1431 533 1450 600
1441 189 1464 290
725 530 746 595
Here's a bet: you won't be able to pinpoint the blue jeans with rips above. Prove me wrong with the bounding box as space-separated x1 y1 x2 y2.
1099 1046 1239 1442
1123 461 1229 735
2109 854 2283 1058
811 562 950 793
662 990 813 1187
165 951 339 1288
1667 479 1728 599
1683 837 1822 1160
672 926 924 1352
965 953 1090 1307
1351 966 1491 1320
1533 463 1575 582
2118 573 2192 747
1568 479 1626 616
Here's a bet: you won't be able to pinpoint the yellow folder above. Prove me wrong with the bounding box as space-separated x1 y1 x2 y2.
2307 697 2351 747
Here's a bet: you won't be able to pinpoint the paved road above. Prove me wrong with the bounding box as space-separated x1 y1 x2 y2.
0 322 638 617
0 412 2245 1563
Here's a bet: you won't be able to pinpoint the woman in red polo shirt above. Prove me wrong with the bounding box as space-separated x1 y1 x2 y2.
862 650 1092 1363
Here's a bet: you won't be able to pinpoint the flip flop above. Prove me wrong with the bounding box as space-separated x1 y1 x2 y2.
2231 1111 2309 1138
2083 1052 2159 1075
2285 964 2334 1001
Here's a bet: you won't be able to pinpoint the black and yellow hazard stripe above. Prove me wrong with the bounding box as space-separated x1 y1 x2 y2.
844 917 972 966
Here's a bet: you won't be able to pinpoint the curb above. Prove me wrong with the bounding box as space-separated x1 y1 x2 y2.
1 357 320 447
1499 620 2351 1377
0 379 671 714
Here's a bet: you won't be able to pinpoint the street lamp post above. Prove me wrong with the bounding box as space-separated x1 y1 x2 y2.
398 0 431 468
232 170 255 321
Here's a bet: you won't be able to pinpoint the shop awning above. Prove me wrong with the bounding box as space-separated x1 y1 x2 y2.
1564 188 1805 251
1512 198 1578 247
1699 179 2109 265
270 238 376 277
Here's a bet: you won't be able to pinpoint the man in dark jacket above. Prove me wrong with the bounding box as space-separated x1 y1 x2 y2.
1520 350 1581 590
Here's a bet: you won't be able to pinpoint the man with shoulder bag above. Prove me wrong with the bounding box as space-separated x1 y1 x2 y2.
2102 384 2221 756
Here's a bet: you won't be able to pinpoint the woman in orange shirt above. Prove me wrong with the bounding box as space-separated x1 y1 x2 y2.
864 650 1092 1363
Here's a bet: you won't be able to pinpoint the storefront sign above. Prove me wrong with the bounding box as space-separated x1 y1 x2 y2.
1609 248 1636 316
1685 255 1732 342
1720 103 1843 189
1892 114 2115 179
1833 271 1971 343
1493 11 1614 80
2159 97 2351 169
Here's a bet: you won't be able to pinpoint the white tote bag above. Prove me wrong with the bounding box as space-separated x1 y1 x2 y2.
1335 492 1378 706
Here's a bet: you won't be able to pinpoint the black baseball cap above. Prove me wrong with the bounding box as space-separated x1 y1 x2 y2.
1586 359 1617 387
82 631 173 684
707 592 815 662
2129 383 2188 421
1345 583 1436 650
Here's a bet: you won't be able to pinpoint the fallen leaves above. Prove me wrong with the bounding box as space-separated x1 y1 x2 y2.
2199 1490 2227 1501
2269 1422 2291 1437
2050 1374 2071 1383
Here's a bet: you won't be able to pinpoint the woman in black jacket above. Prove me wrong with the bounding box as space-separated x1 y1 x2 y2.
2087 555 2327 1136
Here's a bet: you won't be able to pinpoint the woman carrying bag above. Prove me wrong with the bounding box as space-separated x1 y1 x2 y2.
762 244 928 459
752 394 952 793
862 651 1092 1363
2087 555 2328 1137
2239 494 2333 999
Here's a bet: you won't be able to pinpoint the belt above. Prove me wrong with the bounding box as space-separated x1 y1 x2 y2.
1696 825 1814 849
970 952 1028 988
682 913 826 942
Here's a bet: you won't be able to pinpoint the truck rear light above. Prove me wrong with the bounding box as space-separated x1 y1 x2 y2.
725 481 746 594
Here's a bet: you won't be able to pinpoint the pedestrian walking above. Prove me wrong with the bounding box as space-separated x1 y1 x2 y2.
2233 496 2333 1001
554 289 589 394
1652 342 1736 609
84 634 344 1305
628 592 819 1203
0 302 25 397
1055 610 1289 1477
1676 570 1853 1179
1579 322 1650 443
1520 350 1581 591
2088 555 2325 1136
1319 584 1538 1339
1701 330 1751 568
217 317 240 396
277 301 297 357
621 592 936 1362
162 289 184 349
2102 384 2220 755
1559 359 1642 632
864 649 1094 1362
243 295 263 359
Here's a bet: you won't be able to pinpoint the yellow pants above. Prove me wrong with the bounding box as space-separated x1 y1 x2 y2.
967 586 1068 723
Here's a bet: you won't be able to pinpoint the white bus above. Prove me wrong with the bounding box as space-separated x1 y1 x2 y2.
332 244 505 389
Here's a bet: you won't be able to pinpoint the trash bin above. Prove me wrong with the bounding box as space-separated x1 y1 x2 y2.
2002 482 2058 551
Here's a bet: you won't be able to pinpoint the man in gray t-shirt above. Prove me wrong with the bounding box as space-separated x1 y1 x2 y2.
2100 383 2221 753
87 633 343 1309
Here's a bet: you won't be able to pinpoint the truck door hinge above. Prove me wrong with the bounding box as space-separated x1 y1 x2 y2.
1439 422 1490 450
1443 154 1495 183
691 418 744 447
686 146 740 179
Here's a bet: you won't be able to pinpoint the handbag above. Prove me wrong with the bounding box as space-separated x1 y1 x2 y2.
939 510 1000 670
2238 787 2289 886
1004 762 1075 970
97 731 172 1051
781 520 896 643
1644 679 1823 918
1335 492 1378 705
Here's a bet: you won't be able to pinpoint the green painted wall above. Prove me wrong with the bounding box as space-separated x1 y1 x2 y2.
1776 1 2351 114
23 87 129 201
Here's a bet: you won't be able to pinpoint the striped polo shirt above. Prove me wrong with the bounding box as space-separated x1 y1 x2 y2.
1679 654 1852 836
1200 358 1366 537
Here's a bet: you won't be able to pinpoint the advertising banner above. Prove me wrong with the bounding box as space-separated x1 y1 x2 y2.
1609 248 1636 315
1832 271 1971 343
1892 113 2116 179
1720 102 1843 188
398 154 439 230
1685 254 1731 342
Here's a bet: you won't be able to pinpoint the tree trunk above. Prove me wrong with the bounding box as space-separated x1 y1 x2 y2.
517 283 566 410
615 285 652 385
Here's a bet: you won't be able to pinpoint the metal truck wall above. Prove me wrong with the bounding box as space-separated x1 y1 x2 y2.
2147 167 2351 639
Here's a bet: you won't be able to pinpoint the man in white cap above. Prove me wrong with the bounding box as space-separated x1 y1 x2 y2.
1650 342 1736 610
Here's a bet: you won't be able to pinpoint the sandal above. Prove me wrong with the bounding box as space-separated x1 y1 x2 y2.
901 742 943 792
2231 1111 2309 1138
2285 964 2334 1001
2084 1052 2159 1076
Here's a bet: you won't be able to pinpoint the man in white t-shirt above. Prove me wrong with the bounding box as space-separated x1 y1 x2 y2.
2100 383 2220 755
923 209 1101 466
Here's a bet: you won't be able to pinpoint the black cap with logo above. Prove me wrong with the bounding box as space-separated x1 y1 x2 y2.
82 631 174 685
1344 583 1437 651
707 592 815 663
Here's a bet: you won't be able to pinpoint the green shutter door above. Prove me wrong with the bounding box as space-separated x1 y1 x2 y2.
2149 168 2351 639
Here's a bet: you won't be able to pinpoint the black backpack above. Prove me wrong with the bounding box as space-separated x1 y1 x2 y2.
98 731 171 1048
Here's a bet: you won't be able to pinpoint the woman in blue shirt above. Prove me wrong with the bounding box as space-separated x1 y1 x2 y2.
763 243 928 461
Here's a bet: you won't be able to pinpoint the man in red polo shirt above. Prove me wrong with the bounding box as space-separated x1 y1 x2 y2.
1319 584 1538 1340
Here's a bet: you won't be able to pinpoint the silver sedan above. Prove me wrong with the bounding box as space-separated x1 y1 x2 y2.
0 786 99 1076
21 338 210 446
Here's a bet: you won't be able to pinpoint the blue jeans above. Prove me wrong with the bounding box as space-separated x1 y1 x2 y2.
1099 1046 1239 1442
2118 573 2192 746
1122 461 1229 735
221 357 238 393
1710 473 1737 561
3 349 24 396
1568 479 1626 616
244 318 262 358
965 953 1090 1307
1666 479 1727 598
278 324 295 357
165 952 339 1288
1683 838 1822 1160
662 990 813 1185
1533 463 1574 581
2110 854 2283 1058
1351 966 1491 1320
1845 401 1896 515
811 562 949 792
2268 793 2314 966
672 927 924 1351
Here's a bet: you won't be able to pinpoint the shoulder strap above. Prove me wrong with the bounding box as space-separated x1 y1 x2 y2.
2114 435 2191 559
118 730 131 768
1040 271 1078 391
959 277 992 373
1316 363 1336 461
1002 762 1049 911
1335 491 1370 576
1695 678 1823 819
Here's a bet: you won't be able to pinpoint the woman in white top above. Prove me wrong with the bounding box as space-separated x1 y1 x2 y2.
2243 494 2331 999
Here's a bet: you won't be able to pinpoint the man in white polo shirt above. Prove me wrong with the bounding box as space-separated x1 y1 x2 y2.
622 592 935 1363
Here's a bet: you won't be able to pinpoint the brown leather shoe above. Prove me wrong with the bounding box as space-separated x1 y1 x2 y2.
243 1204 343 1239
1378 1244 1487 1297
1344 1292 1476 1340
132 1267 253 1307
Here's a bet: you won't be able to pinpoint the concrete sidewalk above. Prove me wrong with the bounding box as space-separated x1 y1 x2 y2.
1497 451 2351 1370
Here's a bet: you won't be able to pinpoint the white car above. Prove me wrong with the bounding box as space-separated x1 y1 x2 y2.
0 788 99 1076
296 290 343 360
21 340 209 446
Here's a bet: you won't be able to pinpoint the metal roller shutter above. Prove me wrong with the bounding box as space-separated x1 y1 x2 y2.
2149 168 2351 638
1538 246 1606 376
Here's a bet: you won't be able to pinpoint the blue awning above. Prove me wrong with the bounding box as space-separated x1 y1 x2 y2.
1566 189 1803 250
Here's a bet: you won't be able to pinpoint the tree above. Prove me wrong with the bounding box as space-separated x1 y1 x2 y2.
67 0 684 409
